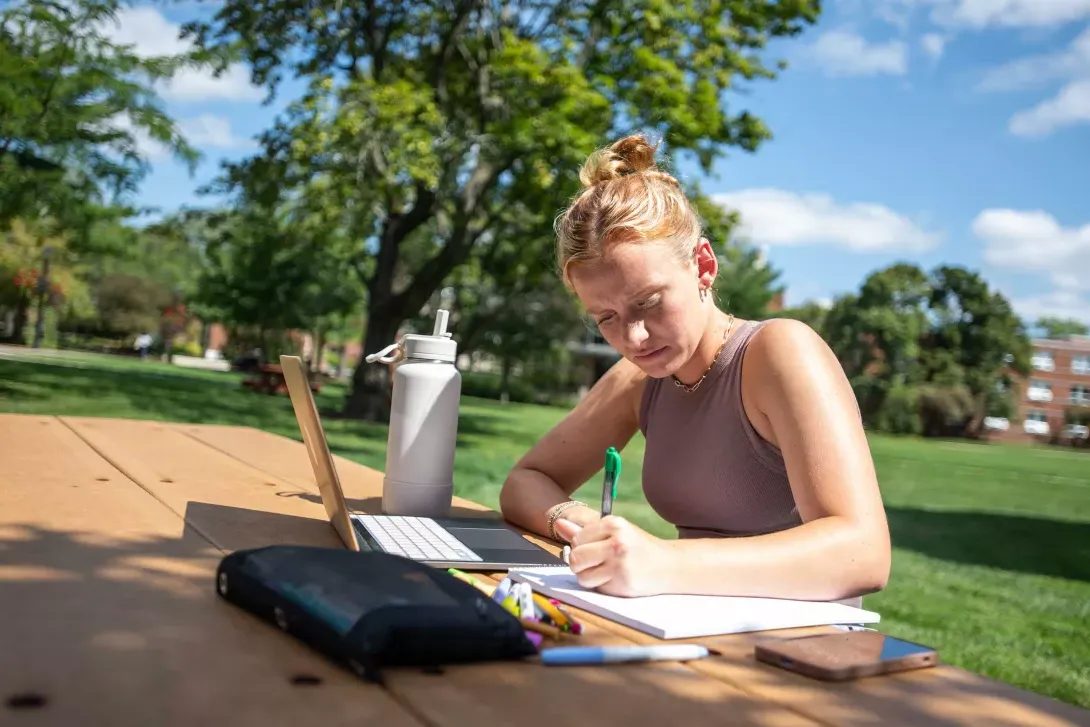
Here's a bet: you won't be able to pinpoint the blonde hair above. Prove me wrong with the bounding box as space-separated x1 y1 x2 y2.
555 134 703 284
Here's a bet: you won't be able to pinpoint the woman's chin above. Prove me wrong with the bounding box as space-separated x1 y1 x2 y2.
629 346 676 376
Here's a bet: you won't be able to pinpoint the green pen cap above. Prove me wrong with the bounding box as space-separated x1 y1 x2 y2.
605 446 622 496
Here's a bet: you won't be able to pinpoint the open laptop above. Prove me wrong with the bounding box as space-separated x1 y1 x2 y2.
279 355 566 571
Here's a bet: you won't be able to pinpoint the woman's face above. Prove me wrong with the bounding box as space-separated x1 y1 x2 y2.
568 239 715 379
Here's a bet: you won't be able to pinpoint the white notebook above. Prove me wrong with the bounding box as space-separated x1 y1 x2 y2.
507 566 880 640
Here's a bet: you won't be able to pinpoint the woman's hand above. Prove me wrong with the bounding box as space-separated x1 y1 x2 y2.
556 503 602 530
553 516 672 597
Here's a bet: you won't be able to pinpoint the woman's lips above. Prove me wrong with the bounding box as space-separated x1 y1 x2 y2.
634 346 666 361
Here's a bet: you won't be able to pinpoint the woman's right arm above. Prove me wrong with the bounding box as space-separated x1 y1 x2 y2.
499 358 646 540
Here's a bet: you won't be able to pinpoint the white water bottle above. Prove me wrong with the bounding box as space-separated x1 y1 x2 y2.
365 309 461 517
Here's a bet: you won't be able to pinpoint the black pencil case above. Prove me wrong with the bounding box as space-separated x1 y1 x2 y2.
215 545 537 682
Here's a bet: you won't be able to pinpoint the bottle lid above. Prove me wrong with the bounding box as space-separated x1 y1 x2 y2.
402 309 457 362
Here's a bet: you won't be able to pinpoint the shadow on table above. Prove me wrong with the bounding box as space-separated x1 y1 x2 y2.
886 506 1090 583
2 514 1087 725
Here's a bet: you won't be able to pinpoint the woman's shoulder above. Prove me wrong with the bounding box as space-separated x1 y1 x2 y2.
741 317 851 417
744 317 831 366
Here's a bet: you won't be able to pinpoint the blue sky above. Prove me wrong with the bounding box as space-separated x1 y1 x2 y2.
112 0 1090 324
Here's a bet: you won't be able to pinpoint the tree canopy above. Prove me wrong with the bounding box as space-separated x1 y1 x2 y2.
0 0 199 227
187 0 822 419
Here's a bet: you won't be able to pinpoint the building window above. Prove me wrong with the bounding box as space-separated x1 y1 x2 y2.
1073 356 1090 375
1026 380 1052 402
1024 410 1050 435
1031 350 1055 371
1072 385 1090 406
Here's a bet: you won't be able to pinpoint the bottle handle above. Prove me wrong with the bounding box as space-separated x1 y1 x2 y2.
365 341 404 365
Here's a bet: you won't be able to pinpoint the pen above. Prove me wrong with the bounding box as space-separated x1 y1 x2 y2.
447 568 495 596
529 590 570 629
601 446 622 517
539 644 712 666
521 618 564 639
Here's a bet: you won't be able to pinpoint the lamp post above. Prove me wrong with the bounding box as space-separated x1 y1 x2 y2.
31 246 54 349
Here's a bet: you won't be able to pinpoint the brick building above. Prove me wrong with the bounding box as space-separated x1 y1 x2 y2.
1003 335 1090 441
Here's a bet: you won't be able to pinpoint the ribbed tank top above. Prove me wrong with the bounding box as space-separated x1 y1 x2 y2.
639 319 802 539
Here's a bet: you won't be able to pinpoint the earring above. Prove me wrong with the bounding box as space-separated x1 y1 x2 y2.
699 287 707 301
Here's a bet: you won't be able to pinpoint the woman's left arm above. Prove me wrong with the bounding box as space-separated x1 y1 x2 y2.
563 319 891 601
668 318 891 600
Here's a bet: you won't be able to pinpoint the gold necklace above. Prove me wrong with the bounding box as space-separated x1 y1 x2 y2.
672 314 735 393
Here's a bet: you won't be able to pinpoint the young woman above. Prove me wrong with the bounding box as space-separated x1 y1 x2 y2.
498 134 891 602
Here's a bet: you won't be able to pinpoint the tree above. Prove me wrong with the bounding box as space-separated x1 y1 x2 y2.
90 272 172 337
0 0 199 227
194 204 363 358
772 301 829 331
0 217 91 343
1034 316 1089 339
189 0 823 420
819 262 1029 438
922 265 1030 436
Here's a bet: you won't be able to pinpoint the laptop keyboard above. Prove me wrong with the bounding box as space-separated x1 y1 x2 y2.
352 514 483 562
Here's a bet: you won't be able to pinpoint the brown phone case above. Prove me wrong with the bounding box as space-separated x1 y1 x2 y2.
754 631 939 682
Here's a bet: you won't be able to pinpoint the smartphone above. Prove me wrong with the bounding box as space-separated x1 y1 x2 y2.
754 630 938 682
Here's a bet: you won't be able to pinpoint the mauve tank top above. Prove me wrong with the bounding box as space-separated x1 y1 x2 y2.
639 319 802 539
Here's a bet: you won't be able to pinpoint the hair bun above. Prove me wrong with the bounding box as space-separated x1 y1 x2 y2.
579 133 671 188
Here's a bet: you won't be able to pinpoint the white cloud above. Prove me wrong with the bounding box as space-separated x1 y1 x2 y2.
933 0 1090 29
159 65 264 103
713 189 943 253
106 112 253 161
978 207 1090 324
100 6 262 103
974 27 1090 137
805 30 908 76
920 33 947 59
99 5 190 57
875 0 1090 29
105 113 170 161
977 27 1090 92
975 208 1090 293
1008 289 1090 324
1009 79 1090 136
178 114 255 150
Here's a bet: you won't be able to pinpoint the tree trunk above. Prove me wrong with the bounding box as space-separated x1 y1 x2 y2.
6 296 30 344
311 329 325 373
343 306 402 421
499 353 512 404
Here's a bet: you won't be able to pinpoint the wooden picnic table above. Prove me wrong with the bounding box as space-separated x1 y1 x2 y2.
2 412 1088 726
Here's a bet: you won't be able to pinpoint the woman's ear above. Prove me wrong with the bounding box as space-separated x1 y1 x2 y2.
694 237 718 291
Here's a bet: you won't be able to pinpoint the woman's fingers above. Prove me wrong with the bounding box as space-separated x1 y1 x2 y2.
567 540 611 574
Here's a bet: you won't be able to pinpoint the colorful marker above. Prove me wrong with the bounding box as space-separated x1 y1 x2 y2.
447 568 494 596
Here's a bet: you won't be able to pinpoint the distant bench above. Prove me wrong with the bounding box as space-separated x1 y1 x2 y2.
242 363 322 395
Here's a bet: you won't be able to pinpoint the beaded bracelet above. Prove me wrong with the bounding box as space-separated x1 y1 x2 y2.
545 500 587 542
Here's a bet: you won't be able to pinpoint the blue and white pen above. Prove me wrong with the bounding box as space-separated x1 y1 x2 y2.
539 644 713 666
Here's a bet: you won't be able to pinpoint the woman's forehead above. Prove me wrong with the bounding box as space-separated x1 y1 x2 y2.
571 243 682 305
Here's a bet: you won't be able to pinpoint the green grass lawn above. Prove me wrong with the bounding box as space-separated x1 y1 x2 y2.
2 351 1089 709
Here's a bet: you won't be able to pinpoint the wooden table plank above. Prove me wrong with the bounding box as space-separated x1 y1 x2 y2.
170 420 1090 727
0 415 422 727
56 416 821 727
